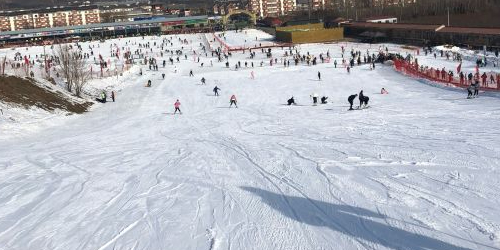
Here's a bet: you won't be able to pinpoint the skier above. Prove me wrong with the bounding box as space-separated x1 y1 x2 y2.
189 70 194 77
162 73 165 79
467 84 474 98
287 96 296 105
381 88 388 94
317 71 321 81
362 95 370 107
111 91 115 102
473 80 480 97
96 91 106 103
359 90 365 107
311 93 319 105
174 99 182 114
229 94 238 108
146 80 152 87
348 94 358 110
213 86 220 96
201 77 206 85
320 96 328 104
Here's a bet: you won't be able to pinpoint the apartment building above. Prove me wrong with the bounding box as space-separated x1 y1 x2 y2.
213 0 243 15
0 6 100 32
248 0 296 17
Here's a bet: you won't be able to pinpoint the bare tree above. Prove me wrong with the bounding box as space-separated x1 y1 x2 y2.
55 44 91 97
56 44 73 92
71 51 91 98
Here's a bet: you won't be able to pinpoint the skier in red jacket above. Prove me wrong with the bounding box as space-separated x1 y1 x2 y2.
174 99 182 114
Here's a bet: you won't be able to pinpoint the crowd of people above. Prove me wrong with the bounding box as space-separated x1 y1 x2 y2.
4 29 498 116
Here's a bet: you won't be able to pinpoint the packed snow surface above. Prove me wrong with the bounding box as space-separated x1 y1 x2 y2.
1 29 500 250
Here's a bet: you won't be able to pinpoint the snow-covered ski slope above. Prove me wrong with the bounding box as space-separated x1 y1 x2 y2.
1 30 500 250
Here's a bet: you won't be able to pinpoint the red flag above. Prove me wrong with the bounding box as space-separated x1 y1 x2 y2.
456 63 461 73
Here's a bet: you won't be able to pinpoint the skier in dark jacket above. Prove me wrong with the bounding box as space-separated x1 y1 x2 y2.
359 90 365 107
321 96 328 104
467 84 474 98
362 96 370 107
473 80 480 97
213 86 220 96
348 94 358 110
287 96 296 105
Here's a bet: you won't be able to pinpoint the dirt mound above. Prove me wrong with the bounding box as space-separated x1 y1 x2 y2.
0 75 92 114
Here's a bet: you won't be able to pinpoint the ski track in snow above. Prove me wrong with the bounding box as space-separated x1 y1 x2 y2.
1 30 500 250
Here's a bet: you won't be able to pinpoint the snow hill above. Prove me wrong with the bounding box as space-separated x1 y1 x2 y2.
0 29 499 250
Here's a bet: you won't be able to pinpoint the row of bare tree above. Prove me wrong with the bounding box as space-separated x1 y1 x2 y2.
55 44 91 97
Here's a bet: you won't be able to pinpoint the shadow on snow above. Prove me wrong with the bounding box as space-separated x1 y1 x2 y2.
241 186 491 250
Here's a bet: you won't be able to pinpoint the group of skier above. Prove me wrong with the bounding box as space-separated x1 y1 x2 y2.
95 90 115 103
467 80 481 98
110 31 496 117
348 90 370 110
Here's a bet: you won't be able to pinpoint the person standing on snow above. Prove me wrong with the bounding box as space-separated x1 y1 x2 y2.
174 99 182 114
213 86 220 96
348 94 358 110
481 72 488 86
111 91 115 102
189 70 194 77
229 94 238 108
317 71 321 81
201 77 206 85
359 90 365 107
467 84 474 98
473 80 480 97
311 93 319 105
162 73 165 79
287 96 296 105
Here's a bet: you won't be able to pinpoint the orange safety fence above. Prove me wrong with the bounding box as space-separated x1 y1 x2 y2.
393 59 500 92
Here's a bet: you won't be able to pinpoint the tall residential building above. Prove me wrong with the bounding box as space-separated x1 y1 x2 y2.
248 0 296 17
0 6 100 32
